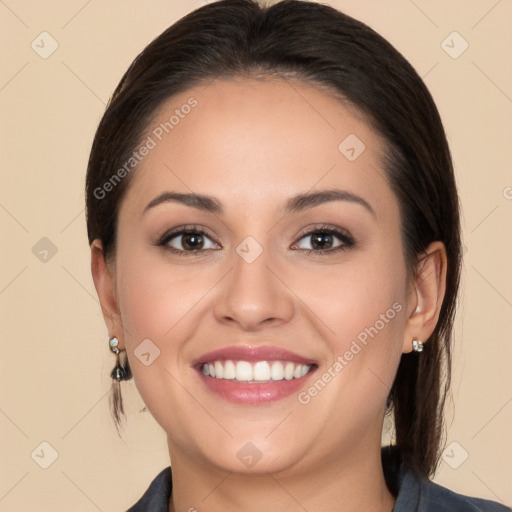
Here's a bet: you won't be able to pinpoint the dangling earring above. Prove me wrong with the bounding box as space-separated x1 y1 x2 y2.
108 337 132 427
412 339 424 352
109 337 132 381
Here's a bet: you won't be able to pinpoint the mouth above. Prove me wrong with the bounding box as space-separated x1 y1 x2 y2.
199 359 314 382
193 346 318 404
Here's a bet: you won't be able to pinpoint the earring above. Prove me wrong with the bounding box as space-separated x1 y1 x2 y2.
412 339 424 353
109 337 133 381
108 337 132 429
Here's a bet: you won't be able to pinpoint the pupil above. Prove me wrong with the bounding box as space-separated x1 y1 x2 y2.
183 233 203 250
312 233 333 250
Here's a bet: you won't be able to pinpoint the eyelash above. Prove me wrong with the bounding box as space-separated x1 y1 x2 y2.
156 224 355 257
156 225 218 257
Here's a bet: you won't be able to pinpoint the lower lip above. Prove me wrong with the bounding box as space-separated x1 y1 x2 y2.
196 368 316 404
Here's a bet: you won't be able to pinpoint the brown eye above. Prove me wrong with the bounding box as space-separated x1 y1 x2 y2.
310 232 334 250
181 232 205 250
159 228 219 254
293 227 354 254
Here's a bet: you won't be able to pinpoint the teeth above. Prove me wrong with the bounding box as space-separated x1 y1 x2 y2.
200 360 312 382
270 361 284 380
223 360 236 379
236 361 253 381
284 362 295 380
253 361 270 380
214 361 223 379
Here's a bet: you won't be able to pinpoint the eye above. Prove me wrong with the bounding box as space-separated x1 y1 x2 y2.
157 226 220 255
292 226 354 254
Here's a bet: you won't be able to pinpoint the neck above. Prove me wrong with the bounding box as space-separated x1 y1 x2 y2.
167 440 396 512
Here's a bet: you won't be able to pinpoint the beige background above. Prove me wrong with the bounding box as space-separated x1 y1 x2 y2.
1 0 511 510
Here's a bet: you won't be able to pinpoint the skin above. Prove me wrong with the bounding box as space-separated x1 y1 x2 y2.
91 77 447 512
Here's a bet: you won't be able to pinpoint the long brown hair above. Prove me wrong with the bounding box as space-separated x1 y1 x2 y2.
85 0 461 478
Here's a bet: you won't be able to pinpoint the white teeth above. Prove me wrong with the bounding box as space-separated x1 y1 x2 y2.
236 361 253 381
270 361 284 380
214 361 223 379
253 361 270 380
223 360 236 379
284 362 295 380
200 360 312 382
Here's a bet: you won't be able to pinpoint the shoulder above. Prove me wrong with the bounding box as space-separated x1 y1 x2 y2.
382 446 510 512
396 467 511 512
125 455 511 512
125 466 172 512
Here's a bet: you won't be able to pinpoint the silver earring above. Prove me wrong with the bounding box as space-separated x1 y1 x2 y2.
108 337 132 429
109 337 132 381
412 339 424 353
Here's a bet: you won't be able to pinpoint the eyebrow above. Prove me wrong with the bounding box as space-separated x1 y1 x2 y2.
142 189 376 218
143 192 222 215
284 189 376 218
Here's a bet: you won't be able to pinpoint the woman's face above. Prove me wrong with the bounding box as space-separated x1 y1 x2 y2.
96 78 421 475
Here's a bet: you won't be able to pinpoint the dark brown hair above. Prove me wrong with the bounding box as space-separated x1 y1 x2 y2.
86 0 461 478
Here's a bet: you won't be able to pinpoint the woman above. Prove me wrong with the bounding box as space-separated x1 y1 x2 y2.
86 0 509 510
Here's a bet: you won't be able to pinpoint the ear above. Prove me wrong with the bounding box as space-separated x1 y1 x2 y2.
402 241 448 353
90 239 125 350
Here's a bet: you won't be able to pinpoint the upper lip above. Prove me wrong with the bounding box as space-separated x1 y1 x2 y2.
192 345 317 367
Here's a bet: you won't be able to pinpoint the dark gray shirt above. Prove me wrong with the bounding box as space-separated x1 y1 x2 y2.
126 448 510 511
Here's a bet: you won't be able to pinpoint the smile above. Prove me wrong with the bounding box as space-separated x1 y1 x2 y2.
200 360 313 382
193 346 318 404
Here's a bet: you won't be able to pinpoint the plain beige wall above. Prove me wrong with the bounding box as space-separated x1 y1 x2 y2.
1 0 510 510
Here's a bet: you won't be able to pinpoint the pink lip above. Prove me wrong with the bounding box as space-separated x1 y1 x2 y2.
192 345 317 405
197 370 316 404
192 345 316 366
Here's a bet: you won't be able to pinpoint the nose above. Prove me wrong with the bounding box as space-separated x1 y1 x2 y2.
213 247 295 332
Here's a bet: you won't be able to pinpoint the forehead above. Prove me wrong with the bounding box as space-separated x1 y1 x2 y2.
119 77 395 219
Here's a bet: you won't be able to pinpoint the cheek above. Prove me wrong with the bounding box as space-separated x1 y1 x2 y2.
115 248 216 345
294 251 407 409
295 254 407 346
113 252 212 431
